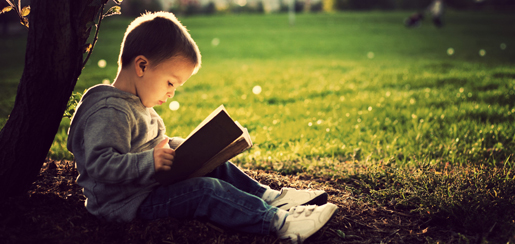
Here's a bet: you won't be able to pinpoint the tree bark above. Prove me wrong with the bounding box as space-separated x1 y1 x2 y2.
0 0 103 198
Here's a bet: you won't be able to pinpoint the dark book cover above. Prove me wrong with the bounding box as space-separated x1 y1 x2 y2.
164 107 243 182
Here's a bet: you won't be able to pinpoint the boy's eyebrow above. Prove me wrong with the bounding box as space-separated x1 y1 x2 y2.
170 74 185 86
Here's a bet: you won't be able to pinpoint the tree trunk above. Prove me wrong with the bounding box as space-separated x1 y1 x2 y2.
0 0 103 198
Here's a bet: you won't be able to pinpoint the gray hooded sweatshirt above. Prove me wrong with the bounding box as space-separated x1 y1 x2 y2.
67 84 183 222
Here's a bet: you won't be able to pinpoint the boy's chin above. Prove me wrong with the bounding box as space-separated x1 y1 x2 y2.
140 100 158 108
142 102 155 108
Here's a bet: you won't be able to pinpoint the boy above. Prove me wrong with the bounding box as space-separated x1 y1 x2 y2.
67 12 338 243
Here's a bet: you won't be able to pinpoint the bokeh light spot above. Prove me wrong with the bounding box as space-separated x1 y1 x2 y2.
237 0 247 6
98 59 106 68
169 101 180 111
252 85 262 95
211 38 220 47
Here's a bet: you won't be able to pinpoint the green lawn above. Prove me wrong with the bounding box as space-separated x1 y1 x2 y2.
1 11 515 242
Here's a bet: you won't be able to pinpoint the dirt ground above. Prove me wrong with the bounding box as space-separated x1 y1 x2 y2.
0 159 455 244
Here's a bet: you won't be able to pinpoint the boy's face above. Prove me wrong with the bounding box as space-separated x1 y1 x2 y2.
136 56 195 108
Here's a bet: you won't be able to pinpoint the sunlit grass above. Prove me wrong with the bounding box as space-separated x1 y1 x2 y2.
2 11 515 241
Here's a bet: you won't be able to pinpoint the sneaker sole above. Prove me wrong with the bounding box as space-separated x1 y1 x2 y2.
277 192 329 210
303 192 328 206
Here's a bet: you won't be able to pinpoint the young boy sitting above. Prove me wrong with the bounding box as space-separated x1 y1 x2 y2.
67 11 338 243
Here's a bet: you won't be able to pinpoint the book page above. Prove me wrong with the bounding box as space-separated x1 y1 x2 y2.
235 121 252 147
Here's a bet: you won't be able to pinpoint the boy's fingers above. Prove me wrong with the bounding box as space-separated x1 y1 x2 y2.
156 148 175 156
163 148 175 155
161 153 175 162
156 163 172 172
155 138 169 149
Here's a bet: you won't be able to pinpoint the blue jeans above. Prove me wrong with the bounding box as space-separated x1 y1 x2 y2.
137 162 278 235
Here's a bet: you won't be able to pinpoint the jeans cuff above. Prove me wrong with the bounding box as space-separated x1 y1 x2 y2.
262 206 279 235
254 185 269 199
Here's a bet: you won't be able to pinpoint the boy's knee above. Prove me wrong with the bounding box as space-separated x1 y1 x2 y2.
194 177 225 191
221 161 234 169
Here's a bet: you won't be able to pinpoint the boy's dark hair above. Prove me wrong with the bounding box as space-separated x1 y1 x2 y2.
118 11 201 73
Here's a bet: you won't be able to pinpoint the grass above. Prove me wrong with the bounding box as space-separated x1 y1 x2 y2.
1 11 515 242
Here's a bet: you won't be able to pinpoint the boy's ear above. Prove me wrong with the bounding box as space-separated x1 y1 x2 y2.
134 55 149 77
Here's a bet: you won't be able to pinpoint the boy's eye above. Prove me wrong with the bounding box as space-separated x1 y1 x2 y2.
168 82 174 87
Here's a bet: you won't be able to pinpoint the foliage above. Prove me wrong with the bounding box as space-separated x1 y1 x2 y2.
1 0 30 28
122 0 162 16
327 0 515 11
63 92 84 120
82 0 124 69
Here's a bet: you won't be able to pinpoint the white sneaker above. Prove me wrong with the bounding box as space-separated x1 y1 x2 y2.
277 203 338 244
269 188 328 210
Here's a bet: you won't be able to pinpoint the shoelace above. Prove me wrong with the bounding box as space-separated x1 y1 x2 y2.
288 205 316 218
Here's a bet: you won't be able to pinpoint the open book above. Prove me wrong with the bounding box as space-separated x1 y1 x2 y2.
161 105 253 185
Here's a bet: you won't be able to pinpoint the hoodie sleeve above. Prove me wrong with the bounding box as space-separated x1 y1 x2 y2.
83 107 156 185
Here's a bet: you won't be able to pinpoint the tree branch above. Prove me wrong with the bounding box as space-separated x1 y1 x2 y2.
82 3 105 69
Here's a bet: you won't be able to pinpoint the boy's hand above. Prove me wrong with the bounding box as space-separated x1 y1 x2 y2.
153 138 175 184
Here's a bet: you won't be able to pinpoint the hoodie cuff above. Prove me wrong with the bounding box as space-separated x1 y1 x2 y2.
136 150 157 185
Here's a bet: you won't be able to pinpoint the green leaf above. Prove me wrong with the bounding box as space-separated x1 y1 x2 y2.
336 230 345 238
64 92 83 119
112 0 123 5
20 6 30 16
103 6 121 18
1 6 13 14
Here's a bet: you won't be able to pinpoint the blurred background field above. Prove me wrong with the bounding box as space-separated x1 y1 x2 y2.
1 8 515 176
2 3 515 241
23 11 515 168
